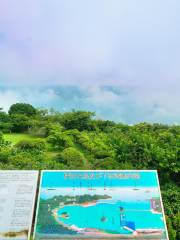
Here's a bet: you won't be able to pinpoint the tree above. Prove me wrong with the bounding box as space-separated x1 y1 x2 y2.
61 110 94 131
0 111 12 132
0 111 9 122
8 103 37 116
10 114 31 132
92 119 116 131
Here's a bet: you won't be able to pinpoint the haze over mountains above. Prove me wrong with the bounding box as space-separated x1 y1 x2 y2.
0 0 180 123
0 85 179 124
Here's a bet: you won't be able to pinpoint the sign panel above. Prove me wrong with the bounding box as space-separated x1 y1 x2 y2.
34 170 169 239
0 170 38 240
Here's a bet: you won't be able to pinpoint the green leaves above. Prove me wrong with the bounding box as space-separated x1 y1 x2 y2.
8 103 37 116
58 147 88 169
47 126 74 150
61 110 95 131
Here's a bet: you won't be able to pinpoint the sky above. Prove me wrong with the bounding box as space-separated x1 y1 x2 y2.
0 0 180 124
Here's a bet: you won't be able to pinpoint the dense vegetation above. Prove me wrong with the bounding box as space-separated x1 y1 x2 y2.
0 103 179 239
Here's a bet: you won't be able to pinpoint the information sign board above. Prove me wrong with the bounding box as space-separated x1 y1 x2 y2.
0 170 38 240
34 170 168 239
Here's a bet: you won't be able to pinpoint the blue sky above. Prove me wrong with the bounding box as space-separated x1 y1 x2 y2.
0 1 179 124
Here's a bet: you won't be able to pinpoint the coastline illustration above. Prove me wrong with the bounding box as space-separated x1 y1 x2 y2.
34 171 168 239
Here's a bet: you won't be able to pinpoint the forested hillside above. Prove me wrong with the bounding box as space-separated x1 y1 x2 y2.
0 103 179 239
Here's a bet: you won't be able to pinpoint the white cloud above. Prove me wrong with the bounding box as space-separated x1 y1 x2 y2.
132 86 180 123
0 88 58 112
84 86 121 106
0 0 180 87
20 88 58 105
0 85 179 124
0 90 21 111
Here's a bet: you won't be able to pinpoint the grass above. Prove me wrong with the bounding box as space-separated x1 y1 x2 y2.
3 134 89 162
4 133 42 145
3 133 60 158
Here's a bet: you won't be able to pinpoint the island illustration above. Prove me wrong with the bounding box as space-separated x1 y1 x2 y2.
34 171 168 239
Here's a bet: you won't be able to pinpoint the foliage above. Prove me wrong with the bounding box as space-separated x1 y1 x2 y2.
15 139 46 152
162 183 180 240
47 125 74 149
10 114 32 132
0 111 12 132
57 147 88 169
0 103 179 238
0 131 4 145
166 216 177 240
8 103 37 116
60 110 94 131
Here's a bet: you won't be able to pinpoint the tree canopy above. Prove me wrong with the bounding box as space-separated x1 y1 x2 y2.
8 103 37 116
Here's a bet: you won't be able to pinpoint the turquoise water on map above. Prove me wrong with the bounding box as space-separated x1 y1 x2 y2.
58 200 165 234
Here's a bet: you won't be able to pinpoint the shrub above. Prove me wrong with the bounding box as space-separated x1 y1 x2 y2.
0 149 11 163
15 139 46 152
58 147 87 168
47 129 74 149
0 131 4 145
166 217 176 240
28 126 48 137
